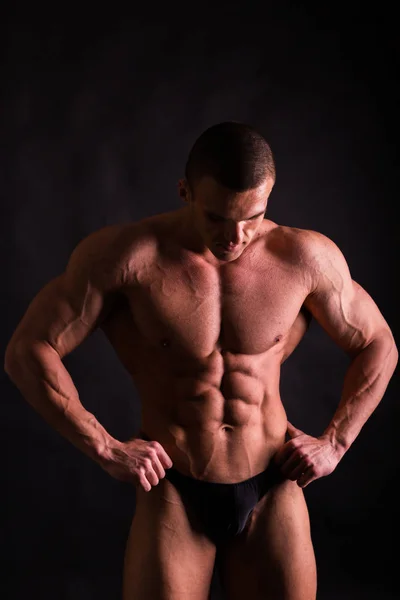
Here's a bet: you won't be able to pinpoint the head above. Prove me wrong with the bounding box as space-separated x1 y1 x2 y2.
178 121 275 262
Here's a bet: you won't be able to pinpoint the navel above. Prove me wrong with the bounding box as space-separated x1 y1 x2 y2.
221 425 234 433
274 335 282 344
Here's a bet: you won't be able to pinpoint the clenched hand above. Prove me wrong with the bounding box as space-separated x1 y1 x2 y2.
102 438 174 492
274 421 344 488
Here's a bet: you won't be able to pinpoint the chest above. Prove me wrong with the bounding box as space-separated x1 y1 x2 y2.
126 252 307 356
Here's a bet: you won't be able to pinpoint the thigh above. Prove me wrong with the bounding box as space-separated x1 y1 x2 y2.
216 480 317 600
122 476 217 600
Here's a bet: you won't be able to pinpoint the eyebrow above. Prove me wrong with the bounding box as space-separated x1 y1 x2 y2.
205 210 265 221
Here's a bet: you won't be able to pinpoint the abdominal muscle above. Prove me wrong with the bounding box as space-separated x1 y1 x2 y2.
136 357 288 483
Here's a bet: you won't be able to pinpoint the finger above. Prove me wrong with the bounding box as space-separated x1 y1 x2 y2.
281 455 308 480
296 467 315 488
137 471 152 492
151 441 173 469
286 421 304 439
274 442 296 467
148 451 166 480
287 461 310 481
140 458 160 487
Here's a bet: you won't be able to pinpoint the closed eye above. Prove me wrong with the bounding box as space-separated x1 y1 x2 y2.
206 213 225 222
206 212 263 222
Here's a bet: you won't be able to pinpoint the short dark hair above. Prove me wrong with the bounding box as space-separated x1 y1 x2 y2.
185 121 275 192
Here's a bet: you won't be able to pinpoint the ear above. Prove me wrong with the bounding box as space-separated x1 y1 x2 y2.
178 178 190 202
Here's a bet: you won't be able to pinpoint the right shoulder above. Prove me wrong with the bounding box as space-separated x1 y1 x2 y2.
66 217 160 291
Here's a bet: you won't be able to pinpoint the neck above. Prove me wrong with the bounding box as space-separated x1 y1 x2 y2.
176 206 228 265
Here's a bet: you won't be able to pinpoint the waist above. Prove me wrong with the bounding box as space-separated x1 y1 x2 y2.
136 419 287 483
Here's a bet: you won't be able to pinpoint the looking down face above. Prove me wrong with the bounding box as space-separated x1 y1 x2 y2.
183 175 274 261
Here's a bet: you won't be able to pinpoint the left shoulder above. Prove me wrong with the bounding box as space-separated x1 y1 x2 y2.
298 228 352 295
266 223 350 284
282 226 346 258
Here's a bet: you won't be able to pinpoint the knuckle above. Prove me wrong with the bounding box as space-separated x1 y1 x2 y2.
150 440 162 451
146 448 158 461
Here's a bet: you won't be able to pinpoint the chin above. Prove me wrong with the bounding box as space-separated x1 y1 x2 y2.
212 245 244 261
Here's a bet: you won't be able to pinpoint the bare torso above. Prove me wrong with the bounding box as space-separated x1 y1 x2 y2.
5 180 393 600
100 208 311 482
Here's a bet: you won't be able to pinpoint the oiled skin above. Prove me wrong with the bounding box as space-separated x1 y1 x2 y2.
5 188 397 599
100 210 312 481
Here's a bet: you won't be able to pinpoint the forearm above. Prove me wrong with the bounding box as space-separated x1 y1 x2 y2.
4 342 120 466
323 331 398 453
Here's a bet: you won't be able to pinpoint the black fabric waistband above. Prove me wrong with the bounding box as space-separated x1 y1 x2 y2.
137 429 284 488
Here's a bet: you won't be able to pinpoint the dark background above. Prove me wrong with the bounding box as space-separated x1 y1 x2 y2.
1 5 399 599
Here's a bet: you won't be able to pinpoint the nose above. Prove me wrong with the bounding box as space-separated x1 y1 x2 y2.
223 221 242 245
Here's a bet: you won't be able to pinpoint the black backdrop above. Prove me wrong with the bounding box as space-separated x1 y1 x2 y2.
2 5 399 600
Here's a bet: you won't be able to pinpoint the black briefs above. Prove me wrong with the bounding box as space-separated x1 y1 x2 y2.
137 430 284 545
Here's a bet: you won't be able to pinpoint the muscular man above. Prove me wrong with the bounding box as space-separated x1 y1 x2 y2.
5 122 397 600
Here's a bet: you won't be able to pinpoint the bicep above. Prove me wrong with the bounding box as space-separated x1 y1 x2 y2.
8 231 117 358
303 237 389 355
10 274 109 358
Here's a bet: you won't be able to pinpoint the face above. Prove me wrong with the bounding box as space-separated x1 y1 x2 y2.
178 175 274 261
